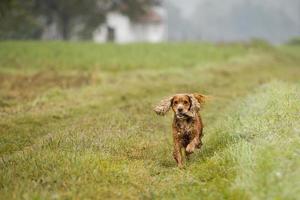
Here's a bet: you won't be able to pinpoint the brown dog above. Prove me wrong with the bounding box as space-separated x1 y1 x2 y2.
154 93 206 168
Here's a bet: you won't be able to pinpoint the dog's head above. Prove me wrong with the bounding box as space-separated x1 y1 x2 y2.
154 93 207 118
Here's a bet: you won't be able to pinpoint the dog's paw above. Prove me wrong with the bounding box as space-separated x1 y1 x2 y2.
178 163 185 169
186 144 195 153
196 141 203 149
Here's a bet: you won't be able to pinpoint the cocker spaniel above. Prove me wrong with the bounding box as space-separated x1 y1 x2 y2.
154 93 207 168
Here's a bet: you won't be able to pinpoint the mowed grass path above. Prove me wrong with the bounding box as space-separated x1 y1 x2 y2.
0 41 299 199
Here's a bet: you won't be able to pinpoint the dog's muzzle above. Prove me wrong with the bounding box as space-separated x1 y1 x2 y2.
176 112 194 119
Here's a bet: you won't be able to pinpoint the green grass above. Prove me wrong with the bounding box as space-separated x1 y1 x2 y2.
0 41 252 72
0 41 299 199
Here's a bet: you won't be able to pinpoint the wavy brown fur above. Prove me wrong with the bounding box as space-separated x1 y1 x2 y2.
154 93 207 168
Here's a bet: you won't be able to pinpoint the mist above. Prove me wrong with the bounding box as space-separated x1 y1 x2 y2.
166 0 300 43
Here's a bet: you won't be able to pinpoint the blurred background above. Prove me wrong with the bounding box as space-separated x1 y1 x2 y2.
1 1 300 199
0 0 299 44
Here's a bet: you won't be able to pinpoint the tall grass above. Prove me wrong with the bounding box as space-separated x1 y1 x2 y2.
206 82 300 199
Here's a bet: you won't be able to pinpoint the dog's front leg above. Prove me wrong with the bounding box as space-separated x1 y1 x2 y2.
173 141 183 168
186 140 196 154
186 128 202 153
173 136 184 168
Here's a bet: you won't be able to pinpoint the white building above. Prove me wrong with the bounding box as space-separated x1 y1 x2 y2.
93 7 166 43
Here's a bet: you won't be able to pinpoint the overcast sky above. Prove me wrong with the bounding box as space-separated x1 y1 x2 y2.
165 0 300 43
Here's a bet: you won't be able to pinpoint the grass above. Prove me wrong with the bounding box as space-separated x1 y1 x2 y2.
0 41 299 199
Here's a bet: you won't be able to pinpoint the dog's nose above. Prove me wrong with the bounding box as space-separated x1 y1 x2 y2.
178 108 183 112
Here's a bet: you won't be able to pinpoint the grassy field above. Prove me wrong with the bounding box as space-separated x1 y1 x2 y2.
0 41 299 199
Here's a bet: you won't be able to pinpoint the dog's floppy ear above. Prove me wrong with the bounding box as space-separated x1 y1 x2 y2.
193 93 208 105
187 94 201 113
153 96 173 116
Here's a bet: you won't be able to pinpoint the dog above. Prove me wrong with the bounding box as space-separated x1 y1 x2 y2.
154 93 207 168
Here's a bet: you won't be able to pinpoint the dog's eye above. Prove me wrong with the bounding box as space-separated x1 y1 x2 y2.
174 101 178 105
184 100 188 104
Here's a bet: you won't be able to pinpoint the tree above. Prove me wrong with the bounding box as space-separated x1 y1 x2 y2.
33 0 107 40
34 0 161 40
0 0 161 40
0 0 44 40
0 0 13 16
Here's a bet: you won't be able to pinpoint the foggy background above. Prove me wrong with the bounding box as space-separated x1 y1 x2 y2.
0 0 299 44
167 0 300 43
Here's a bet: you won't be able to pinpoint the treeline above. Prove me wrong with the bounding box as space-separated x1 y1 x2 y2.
0 0 160 40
